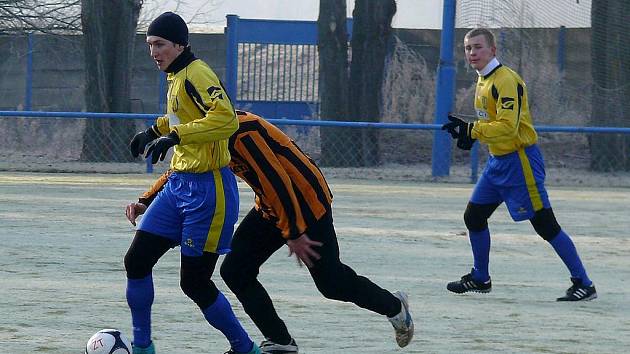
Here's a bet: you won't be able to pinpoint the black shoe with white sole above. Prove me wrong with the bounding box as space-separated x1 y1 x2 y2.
447 269 492 294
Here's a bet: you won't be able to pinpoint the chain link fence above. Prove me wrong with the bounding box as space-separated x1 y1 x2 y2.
1 113 630 188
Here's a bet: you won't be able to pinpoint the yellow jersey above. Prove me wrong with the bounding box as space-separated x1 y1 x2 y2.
155 57 238 172
471 64 537 156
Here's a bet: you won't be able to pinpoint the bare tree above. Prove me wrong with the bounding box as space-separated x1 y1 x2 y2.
349 0 396 166
317 0 397 166
79 0 143 162
318 0 350 166
0 0 81 34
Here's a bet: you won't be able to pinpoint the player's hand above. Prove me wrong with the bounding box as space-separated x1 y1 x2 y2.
125 202 147 226
441 114 476 150
441 114 463 138
287 233 323 268
130 127 159 158
145 131 180 164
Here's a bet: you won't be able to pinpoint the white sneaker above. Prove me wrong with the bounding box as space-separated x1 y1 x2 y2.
259 338 298 354
388 291 414 347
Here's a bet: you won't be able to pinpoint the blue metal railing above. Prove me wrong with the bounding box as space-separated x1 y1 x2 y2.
2 111 630 179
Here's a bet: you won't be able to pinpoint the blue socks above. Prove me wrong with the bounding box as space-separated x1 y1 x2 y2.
127 276 252 353
126 274 154 348
549 230 592 286
469 228 491 282
202 291 253 353
468 228 592 286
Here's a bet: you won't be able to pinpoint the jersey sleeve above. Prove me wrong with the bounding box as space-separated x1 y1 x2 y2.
138 170 172 206
472 74 521 143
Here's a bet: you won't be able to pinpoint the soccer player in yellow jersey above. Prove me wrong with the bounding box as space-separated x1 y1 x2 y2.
442 28 596 301
125 12 259 354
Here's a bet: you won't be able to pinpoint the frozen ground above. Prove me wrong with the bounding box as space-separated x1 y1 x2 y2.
0 172 628 354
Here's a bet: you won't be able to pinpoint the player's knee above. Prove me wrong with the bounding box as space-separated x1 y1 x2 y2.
530 208 561 241
124 243 152 279
219 257 241 289
180 269 218 309
464 202 490 232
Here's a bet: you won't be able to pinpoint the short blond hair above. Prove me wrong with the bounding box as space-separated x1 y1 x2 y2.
465 28 496 47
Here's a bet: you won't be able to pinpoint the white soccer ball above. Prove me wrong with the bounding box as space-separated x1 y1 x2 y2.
85 329 132 354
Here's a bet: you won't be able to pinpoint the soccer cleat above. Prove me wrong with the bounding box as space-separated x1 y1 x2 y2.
447 270 492 294
388 291 414 348
557 277 597 301
224 343 262 354
132 341 155 354
259 338 298 354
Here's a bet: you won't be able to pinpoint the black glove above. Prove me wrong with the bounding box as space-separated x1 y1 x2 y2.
145 131 180 164
441 114 476 150
130 126 159 158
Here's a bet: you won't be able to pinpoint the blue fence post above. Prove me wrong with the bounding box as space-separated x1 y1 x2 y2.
557 26 566 73
470 143 479 183
158 72 167 111
144 117 154 174
431 0 457 177
225 15 239 102
25 33 33 111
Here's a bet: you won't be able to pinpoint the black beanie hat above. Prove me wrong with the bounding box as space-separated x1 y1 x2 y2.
147 12 188 46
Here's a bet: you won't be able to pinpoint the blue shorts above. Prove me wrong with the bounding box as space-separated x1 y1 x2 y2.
471 144 551 221
138 167 239 256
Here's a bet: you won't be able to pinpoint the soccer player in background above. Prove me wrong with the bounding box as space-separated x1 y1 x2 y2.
441 28 597 301
126 111 415 354
125 12 260 354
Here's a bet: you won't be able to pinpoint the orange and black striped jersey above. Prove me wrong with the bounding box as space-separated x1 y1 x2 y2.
139 111 333 240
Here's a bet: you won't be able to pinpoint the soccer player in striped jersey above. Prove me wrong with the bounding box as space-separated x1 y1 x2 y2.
126 12 259 354
126 111 414 353
441 28 596 301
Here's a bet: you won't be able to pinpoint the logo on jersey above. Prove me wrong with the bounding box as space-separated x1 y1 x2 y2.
500 97 515 110
207 86 224 102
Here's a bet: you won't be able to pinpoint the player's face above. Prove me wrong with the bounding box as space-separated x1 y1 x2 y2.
146 35 184 71
464 35 496 71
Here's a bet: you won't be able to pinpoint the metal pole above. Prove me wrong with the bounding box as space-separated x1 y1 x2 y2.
557 26 566 73
25 33 33 111
431 0 457 177
225 15 239 102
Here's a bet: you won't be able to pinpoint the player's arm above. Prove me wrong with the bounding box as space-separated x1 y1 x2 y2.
171 69 238 144
138 170 172 206
125 170 172 225
471 76 521 143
